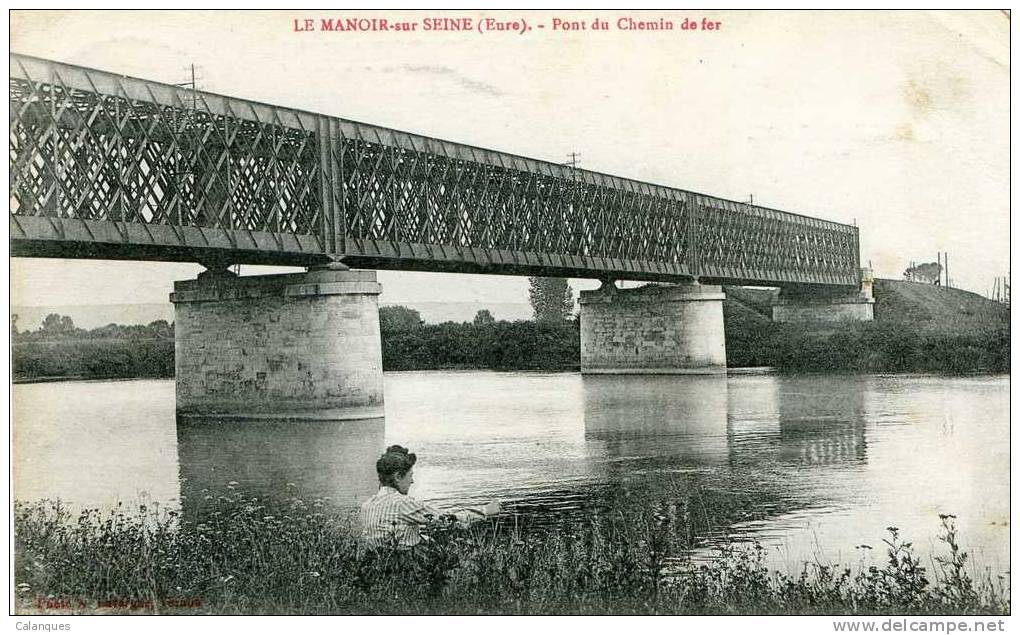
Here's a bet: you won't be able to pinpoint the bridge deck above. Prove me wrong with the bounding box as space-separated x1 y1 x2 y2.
10 53 860 287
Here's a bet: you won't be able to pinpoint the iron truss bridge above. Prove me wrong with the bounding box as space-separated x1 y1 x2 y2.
10 53 860 287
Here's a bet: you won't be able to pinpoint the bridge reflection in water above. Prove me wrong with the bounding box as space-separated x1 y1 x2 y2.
12 374 871 543
777 376 868 467
727 375 869 470
175 416 384 522
582 374 730 473
13 374 1005 571
578 373 870 544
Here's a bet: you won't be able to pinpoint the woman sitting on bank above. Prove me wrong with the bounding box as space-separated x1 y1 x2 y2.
358 445 501 549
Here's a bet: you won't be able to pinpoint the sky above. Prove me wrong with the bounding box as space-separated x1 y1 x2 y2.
8 10 1011 311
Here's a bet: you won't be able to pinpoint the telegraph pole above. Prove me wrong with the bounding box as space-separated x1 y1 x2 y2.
173 64 201 115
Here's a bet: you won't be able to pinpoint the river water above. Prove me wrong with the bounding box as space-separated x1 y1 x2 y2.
12 371 1009 573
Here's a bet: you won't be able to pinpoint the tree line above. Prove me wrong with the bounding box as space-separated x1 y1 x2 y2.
380 305 579 371
12 314 176 380
13 313 174 341
10 276 1009 380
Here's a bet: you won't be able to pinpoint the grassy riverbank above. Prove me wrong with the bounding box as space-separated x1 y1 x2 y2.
13 498 1009 615
723 281 1009 373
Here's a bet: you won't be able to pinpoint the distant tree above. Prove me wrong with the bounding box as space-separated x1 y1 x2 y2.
379 305 423 332
147 319 173 338
11 314 18 337
528 277 574 322
41 313 60 332
473 309 495 326
40 313 76 336
904 262 942 285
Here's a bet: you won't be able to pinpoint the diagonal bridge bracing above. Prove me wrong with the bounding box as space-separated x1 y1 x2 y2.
9 53 861 288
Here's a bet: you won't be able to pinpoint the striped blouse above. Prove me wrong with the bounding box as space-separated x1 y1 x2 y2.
358 486 480 549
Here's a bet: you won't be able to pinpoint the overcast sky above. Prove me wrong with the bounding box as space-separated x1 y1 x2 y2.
9 10 1010 308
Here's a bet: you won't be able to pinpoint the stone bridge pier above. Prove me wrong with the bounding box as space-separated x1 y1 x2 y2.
171 266 384 419
579 282 727 374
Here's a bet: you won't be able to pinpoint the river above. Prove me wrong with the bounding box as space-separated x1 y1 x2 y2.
12 371 1009 573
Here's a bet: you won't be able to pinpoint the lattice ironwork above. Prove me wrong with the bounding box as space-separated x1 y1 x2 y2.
10 54 325 263
10 53 860 286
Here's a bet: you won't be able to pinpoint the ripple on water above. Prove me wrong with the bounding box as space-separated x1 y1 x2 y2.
11 372 1010 575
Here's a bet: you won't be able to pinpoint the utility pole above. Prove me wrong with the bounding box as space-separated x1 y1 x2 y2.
945 252 950 289
564 152 581 169
173 64 201 117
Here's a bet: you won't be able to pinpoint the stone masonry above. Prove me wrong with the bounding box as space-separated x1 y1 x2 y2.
171 268 383 418
579 283 727 374
772 268 875 323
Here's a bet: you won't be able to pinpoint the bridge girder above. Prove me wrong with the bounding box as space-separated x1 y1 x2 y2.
9 53 861 289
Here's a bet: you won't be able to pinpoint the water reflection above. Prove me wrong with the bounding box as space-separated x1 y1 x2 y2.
578 375 734 534
775 376 869 468
176 416 384 521
12 380 181 516
719 375 872 554
11 373 1008 572
583 374 730 471
726 375 869 471
579 374 871 546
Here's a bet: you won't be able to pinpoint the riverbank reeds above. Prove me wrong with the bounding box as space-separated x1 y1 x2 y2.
13 497 1009 616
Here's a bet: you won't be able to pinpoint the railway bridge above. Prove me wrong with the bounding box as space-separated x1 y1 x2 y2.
10 54 873 417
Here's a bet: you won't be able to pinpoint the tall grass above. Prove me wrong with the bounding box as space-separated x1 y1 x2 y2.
13 496 1009 615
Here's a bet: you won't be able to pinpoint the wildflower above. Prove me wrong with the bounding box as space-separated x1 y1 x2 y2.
306 571 320 578
221 575 234 584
